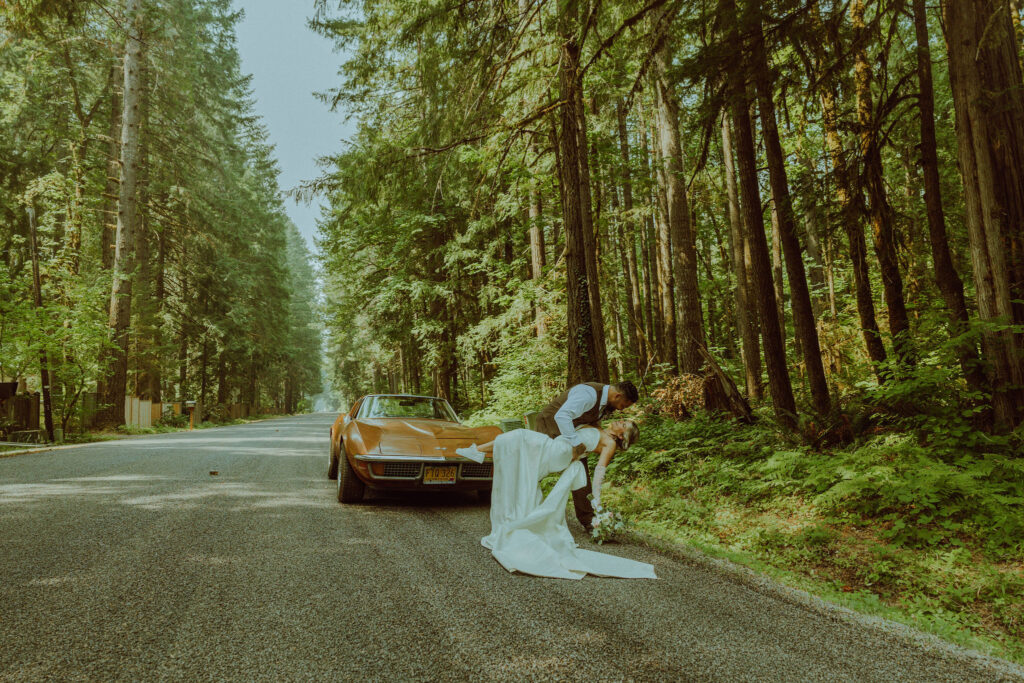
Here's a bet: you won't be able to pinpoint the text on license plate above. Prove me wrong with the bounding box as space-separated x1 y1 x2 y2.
423 465 457 485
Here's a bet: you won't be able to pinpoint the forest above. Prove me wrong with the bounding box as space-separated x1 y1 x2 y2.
314 0 1024 439
1 0 323 437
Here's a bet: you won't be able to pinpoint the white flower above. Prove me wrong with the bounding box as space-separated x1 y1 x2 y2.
590 505 626 545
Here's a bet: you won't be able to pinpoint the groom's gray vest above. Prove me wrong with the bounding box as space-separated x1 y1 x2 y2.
534 382 608 438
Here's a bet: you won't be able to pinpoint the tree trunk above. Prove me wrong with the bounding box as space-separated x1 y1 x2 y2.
96 0 143 428
574 86 609 382
247 357 257 410
650 107 678 372
557 5 600 385
177 240 188 400
611 295 626 380
153 220 164 403
199 336 208 421
27 208 55 442
911 0 985 391
797 145 828 311
802 211 827 314
722 111 762 398
616 100 647 374
724 0 797 428
66 137 89 274
549 119 563 260
135 63 160 403
640 125 661 360
824 225 838 319
702 227 716 349
528 170 546 336
769 198 786 333
100 65 121 271
522 0 546 338
851 0 914 367
607 153 633 375
446 306 459 406
751 15 831 415
809 0 888 378
653 34 706 373
217 352 228 405
943 0 1024 430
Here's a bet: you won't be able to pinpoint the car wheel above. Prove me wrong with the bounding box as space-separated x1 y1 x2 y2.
327 430 339 480
477 489 492 504
337 452 365 503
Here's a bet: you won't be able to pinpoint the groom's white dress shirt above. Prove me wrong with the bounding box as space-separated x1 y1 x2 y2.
554 383 608 448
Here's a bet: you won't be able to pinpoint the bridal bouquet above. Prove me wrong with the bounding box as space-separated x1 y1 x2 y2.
589 500 627 545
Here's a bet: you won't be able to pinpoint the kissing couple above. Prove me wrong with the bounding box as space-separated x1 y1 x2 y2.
457 381 656 580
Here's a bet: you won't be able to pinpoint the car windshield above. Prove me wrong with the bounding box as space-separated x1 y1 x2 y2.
359 396 458 422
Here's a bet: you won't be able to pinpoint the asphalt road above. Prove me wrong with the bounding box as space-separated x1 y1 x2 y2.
0 413 1020 682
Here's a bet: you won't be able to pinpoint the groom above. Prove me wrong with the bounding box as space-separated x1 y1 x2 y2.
532 380 639 531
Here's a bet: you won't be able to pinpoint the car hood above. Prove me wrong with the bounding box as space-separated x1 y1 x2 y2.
351 418 498 457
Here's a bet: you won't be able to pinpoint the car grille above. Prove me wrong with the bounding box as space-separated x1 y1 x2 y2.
460 463 493 479
381 462 422 478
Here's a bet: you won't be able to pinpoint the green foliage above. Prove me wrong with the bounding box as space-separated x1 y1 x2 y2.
598 411 1024 662
812 445 1024 550
610 413 1024 553
157 412 190 429
0 0 322 427
860 318 1015 454
461 284 567 424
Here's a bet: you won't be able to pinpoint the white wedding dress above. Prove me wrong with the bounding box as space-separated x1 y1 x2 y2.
481 427 657 580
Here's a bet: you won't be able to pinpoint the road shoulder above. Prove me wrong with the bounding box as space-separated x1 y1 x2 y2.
626 525 1024 681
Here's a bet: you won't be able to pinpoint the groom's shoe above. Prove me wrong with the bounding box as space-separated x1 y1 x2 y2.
456 444 486 464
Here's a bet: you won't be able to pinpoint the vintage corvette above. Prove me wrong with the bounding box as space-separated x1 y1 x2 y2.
328 394 504 503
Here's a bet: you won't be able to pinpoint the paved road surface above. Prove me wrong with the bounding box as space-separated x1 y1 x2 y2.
1 413 1019 682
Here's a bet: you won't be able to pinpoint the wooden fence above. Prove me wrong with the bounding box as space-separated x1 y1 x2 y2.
0 393 40 440
3 392 282 436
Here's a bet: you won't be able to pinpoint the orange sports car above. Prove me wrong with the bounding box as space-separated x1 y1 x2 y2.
328 394 504 503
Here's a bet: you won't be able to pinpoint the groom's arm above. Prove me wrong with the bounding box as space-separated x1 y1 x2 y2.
554 384 598 455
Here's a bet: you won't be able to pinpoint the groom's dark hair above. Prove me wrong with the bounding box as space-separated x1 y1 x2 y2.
615 381 639 403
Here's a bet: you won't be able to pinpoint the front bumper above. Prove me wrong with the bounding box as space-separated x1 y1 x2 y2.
352 454 493 487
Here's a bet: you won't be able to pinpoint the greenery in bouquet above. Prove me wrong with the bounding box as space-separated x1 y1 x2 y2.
589 498 627 545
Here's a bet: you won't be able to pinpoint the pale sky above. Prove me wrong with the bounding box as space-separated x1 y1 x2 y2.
233 0 355 251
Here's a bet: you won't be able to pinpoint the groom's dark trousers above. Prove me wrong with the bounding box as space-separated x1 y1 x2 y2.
532 382 610 531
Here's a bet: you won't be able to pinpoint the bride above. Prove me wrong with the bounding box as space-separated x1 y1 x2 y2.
457 421 656 580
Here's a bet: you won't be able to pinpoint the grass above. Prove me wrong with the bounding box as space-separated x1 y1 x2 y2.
598 410 1024 667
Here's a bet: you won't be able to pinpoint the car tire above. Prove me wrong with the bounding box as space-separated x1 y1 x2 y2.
327 430 339 480
477 489 492 504
337 452 365 503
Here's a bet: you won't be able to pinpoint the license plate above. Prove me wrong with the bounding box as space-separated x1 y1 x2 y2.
423 465 457 485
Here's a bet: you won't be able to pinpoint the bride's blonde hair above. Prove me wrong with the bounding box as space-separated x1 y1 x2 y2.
617 419 640 451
